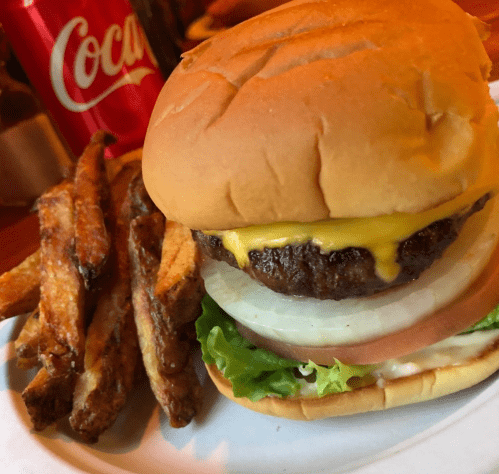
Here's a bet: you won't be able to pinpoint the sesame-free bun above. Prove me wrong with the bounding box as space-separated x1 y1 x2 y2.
205 337 499 420
143 0 498 230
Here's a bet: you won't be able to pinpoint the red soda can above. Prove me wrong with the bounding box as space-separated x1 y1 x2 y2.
0 0 166 157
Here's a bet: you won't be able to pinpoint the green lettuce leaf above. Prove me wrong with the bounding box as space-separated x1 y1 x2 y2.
304 360 373 397
196 295 371 401
461 305 499 334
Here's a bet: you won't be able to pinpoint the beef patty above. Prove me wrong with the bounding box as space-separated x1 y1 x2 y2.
193 194 490 300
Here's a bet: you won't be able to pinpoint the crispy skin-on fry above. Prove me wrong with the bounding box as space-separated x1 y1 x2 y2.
23 180 86 431
107 162 142 222
70 169 140 443
129 213 202 428
0 249 40 321
15 309 40 370
74 131 116 283
130 214 191 373
127 171 157 221
155 221 205 331
70 278 138 442
37 180 85 375
22 367 75 431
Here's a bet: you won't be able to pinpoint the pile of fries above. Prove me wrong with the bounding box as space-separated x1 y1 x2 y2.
0 132 205 443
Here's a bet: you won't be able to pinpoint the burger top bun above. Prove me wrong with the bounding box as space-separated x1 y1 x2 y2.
143 0 498 230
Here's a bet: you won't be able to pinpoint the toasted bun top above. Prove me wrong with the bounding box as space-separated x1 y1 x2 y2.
143 0 498 230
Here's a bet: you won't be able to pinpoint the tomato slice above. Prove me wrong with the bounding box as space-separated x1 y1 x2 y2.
237 242 499 365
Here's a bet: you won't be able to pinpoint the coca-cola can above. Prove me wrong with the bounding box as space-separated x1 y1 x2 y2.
0 0 166 157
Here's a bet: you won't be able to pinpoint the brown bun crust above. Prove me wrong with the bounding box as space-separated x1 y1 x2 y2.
143 0 497 230
205 338 499 419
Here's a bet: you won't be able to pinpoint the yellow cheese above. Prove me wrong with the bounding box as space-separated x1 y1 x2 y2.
208 155 499 282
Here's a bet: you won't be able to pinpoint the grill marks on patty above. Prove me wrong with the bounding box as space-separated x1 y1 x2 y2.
193 195 490 301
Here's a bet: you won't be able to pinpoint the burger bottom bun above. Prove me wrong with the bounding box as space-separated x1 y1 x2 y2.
205 338 499 420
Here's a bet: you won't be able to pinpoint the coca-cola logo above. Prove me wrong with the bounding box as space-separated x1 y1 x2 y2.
50 14 158 112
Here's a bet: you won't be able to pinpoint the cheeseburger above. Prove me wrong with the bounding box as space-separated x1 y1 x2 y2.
143 0 499 419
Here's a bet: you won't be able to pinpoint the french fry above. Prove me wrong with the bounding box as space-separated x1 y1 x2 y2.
70 167 141 443
130 214 191 373
23 180 86 431
129 213 202 428
74 131 116 284
148 356 202 428
37 179 85 376
15 309 40 370
107 162 142 222
22 367 75 431
14 149 205 438
69 278 138 442
155 220 205 331
0 249 40 321
127 171 157 221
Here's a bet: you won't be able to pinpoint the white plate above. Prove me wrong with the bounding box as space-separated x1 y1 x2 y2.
2 82 499 474
2 312 499 474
